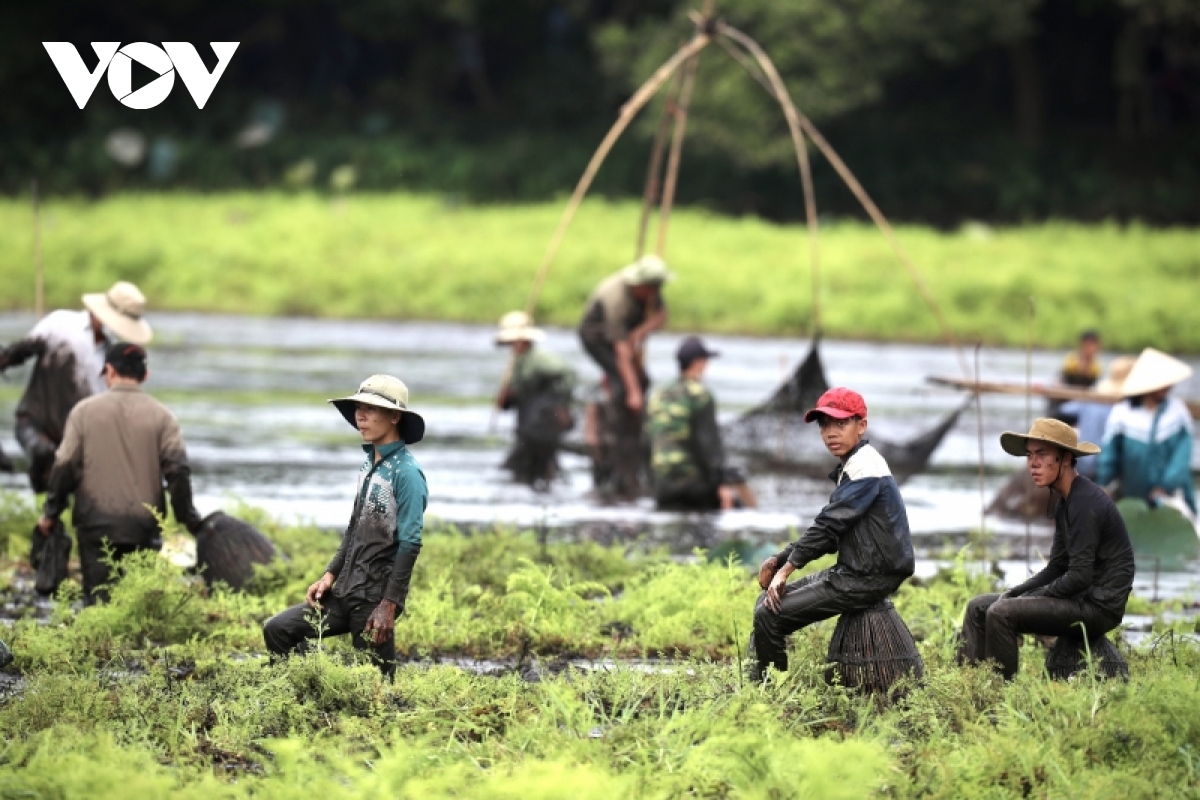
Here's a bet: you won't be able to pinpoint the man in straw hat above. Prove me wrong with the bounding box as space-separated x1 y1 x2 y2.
750 388 915 680
577 254 673 498
1098 347 1195 514
263 375 427 677
495 311 576 488
0 281 152 492
959 418 1134 680
37 343 201 603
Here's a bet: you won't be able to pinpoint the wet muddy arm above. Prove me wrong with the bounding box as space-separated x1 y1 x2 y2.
160 421 203 532
325 528 351 578
1008 520 1068 596
0 337 46 372
1038 509 1099 599
384 469 427 609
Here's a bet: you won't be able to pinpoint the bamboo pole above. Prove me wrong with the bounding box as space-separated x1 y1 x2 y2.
521 34 712 317
635 74 683 259
32 180 43 319
718 24 967 377
712 32 822 335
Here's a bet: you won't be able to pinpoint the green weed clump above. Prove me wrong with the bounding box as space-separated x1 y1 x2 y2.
0 500 1197 797
0 193 1197 351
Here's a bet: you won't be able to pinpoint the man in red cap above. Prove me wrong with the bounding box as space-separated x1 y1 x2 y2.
749 387 915 680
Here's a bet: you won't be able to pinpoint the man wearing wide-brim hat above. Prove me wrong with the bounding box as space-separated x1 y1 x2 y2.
577 254 673 498
263 375 428 677
494 311 577 488
1098 347 1196 514
959 418 1135 680
0 281 153 492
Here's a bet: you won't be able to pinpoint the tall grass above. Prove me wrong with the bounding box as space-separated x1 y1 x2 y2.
0 499 1197 797
0 193 1196 350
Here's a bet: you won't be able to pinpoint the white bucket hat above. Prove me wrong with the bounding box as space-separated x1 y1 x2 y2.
1120 348 1193 398
329 374 425 444
495 310 545 344
1094 355 1137 396
82 281 153 344
621 254 674 286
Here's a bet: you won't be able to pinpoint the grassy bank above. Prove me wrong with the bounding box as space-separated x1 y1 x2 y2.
0 193 1198 351
0 495 1197 797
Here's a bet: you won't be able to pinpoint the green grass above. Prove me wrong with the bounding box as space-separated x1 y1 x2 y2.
1 193 1198 351
0 492 1198 797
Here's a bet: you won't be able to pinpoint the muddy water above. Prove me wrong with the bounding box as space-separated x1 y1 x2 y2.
0 313 1195 600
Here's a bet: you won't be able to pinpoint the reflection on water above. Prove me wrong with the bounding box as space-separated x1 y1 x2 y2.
0 313 1194 600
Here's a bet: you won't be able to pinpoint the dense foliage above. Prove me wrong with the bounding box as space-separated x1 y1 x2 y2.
2 193 1198 351
0 492 1197 797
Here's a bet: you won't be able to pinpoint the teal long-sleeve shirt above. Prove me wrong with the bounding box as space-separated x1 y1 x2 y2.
1097 398 1196 513
326 441 427 604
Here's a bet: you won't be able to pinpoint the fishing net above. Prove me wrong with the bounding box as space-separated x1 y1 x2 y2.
725 338 965 483
1044 632 1129 681
824 598 925 695
195 511 277 590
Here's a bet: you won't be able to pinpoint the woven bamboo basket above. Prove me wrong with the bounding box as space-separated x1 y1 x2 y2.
1044 632 1128 681
824 598 924 694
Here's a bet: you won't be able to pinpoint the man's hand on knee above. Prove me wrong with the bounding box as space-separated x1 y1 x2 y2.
306 572 335 608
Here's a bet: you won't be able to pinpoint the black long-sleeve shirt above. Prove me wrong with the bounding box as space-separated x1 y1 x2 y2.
1009 475 1135 620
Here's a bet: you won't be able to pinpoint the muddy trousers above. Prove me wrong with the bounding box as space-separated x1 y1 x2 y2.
263 595 396 677
750 570 893 677
15 417 56 493
78 537 159 605
959 593 1121 680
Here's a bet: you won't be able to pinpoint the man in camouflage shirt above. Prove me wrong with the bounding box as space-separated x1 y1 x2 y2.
495 311 576 488
648 336 738 511
263 374 427 677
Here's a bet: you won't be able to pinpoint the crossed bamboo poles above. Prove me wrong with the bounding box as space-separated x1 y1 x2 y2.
517 10 969 379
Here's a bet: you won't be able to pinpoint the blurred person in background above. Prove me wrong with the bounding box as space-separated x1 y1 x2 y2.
1052 330 1103 423
494 311 576 489
1059 356 1136 480
578 255 671 499
1097 348 1195 515
0 281 152 492
647 335 741 511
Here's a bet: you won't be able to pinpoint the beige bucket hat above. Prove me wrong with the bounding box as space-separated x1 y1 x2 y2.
329 374 425 444
495 310 545 344
1000 417 1100 458
1120 347 1193 398
82 281 153 344
1094 355 1137 396
621 254 674 286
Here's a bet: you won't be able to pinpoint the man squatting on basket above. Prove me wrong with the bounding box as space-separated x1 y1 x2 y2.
959 418 1134 680
263 375 427 677
751 388 915 680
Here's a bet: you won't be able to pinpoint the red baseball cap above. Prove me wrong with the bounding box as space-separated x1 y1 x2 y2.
804 387 868 423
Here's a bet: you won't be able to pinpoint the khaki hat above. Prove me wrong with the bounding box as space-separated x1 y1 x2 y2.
329 374 425 444
621 254 674 286
1000 417 1100 459
82 281 153 344
1094 355 1137 396
495 310 545 344
1120 347 1193 398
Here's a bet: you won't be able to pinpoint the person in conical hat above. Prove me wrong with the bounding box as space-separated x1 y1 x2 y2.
1097 347 1195 513
0 281 153 492
577 254 673 498
494 311 576 488
959 418 1135 680
263 374 428 678
1059 355 1136 479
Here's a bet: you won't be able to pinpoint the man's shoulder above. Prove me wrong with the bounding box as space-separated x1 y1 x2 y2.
842 444 892 482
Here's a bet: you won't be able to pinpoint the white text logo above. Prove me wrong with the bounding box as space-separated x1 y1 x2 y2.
42 42 239 109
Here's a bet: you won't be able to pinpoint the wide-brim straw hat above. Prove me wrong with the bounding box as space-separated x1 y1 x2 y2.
329 374 425 444
1094 355 1137 396
1120 347 1193 398
621 254 674 286
495 310 545 344
81 281 153 344
1000 417 1100 458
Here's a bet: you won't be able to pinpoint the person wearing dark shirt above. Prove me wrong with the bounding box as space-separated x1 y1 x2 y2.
959 418 1135 680
750 388 915 680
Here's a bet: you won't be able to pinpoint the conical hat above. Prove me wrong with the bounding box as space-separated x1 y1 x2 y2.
1120 348 1193 398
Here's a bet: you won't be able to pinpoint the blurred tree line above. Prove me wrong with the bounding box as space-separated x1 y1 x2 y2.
2 0 1199 224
